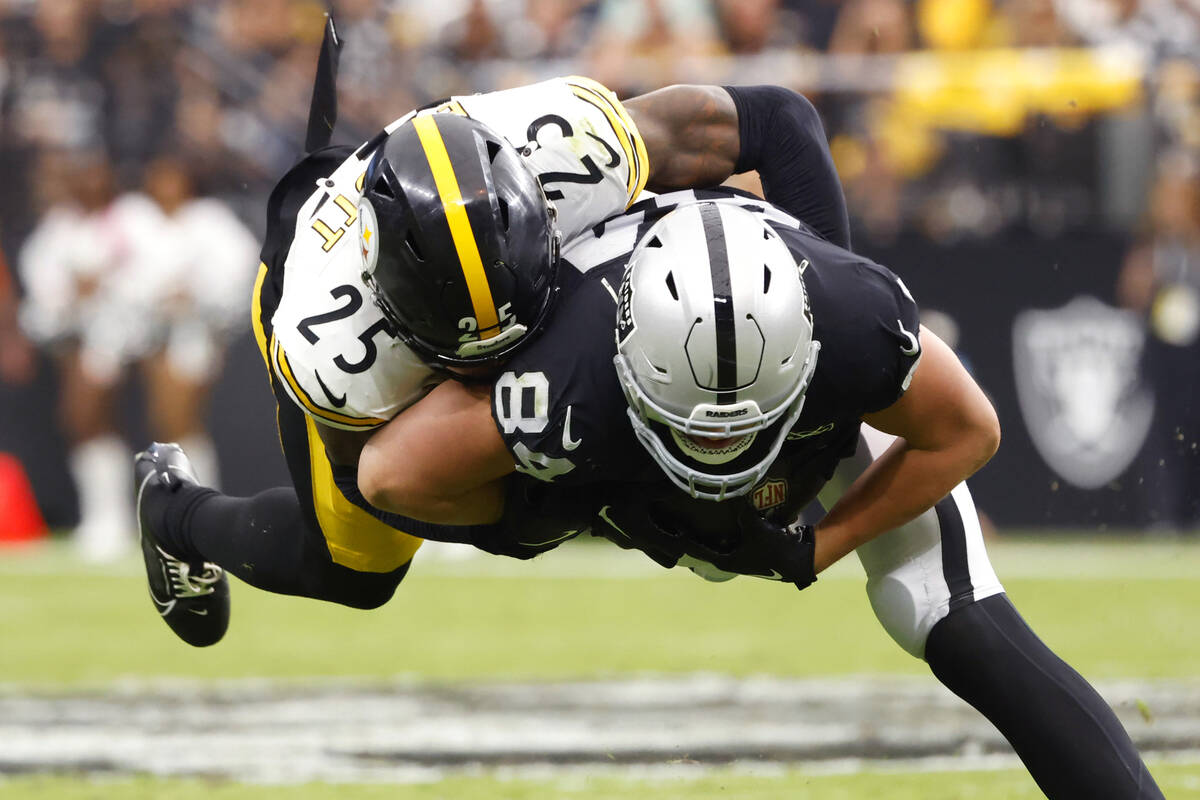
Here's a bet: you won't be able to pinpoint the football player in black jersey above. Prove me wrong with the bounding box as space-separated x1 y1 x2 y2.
133 42 848 647
133 26 1161 795
355 195 1163 799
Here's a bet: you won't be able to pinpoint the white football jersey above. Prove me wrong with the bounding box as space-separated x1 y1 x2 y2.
19 195 156 378
270 76 649 430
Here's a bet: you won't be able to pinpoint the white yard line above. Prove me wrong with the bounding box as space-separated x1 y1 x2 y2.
0 676 1197 784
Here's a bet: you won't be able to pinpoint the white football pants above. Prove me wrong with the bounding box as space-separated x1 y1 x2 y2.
818 424 1005 658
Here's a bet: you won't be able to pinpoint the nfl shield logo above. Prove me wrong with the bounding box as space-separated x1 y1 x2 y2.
1013 296 1153 490
752 479 787 511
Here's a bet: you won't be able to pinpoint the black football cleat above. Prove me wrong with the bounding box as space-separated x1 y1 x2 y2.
135 442 229 647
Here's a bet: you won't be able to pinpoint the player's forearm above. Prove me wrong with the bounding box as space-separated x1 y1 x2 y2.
626 84 850 249
357 432 509 524
624 85 740 191
357 379 514 524
812 432 998 573
362 474 506 526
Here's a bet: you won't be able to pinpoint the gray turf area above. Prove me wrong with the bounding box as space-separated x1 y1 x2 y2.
2 676 1198 783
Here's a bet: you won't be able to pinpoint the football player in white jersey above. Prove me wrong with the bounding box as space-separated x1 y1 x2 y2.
133 18 847 648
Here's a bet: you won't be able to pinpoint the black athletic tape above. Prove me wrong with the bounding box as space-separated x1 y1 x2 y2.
305 14 342 154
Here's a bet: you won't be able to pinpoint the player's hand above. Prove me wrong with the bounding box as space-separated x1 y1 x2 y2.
592 491 816 591
592 493 687 570
683 505 817 591
476 479 593 560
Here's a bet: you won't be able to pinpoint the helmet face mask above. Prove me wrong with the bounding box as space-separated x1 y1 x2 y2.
614 201 821 501
616 335 820 500
357 113 562 366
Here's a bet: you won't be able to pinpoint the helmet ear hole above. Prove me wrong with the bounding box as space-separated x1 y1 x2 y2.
372 175 396 201
405 230 424 262
763 265 772 293
497 197 510 232
665 271 678 301
485 139 503 164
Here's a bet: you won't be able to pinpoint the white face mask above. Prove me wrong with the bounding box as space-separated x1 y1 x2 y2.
668 428 758 465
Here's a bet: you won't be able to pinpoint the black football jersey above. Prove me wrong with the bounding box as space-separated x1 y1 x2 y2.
491 188 922 521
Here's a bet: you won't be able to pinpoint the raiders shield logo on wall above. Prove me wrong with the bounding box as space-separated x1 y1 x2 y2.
1012 296 1153 490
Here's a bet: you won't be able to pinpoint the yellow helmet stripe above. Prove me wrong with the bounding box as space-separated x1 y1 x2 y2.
411 114 500 339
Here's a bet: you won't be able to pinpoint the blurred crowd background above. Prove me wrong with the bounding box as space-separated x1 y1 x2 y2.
0 0 1197 555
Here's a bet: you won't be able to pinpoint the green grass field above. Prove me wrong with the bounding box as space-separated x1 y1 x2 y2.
1 534 1198 798
4 764 1200 800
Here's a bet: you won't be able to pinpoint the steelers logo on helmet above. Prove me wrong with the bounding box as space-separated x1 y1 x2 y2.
358 197 380 276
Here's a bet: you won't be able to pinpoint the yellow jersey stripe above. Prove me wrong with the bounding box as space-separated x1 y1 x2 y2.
569 86 637 198
272 337 385 428
567 77 650 202
302 414 421 573
250 262 270 371
411 114 500 339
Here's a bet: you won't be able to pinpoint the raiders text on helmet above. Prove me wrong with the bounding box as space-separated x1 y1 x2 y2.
614 202 821 500
359 113 562 365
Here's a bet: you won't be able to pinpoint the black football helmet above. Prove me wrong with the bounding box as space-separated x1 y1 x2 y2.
358 113 561 366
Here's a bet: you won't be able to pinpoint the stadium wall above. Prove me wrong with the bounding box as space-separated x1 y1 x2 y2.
0 230 1175 529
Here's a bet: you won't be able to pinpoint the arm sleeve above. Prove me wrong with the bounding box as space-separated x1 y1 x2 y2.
723 85 851 251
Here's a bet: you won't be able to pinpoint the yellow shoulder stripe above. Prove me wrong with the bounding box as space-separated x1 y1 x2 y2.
271 336 385 429
411 114 500 339
251 262 271 371
566 76 650 204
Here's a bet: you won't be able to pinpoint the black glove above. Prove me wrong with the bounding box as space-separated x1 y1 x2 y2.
592 486 817 591
683 505 816 591
592 490 689 570
470 478 596 559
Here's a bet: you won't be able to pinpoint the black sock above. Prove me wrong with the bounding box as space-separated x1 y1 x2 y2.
137 479 216 562
159 486 407 610
925 594 1163 800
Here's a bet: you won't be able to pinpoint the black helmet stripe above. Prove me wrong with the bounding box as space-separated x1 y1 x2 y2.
410 114 501 339
700 203 737 404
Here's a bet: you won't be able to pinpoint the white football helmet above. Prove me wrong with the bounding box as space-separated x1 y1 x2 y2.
614 202 820 500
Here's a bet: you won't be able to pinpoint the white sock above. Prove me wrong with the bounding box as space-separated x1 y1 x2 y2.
177 433 220 490
69 434 134 562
